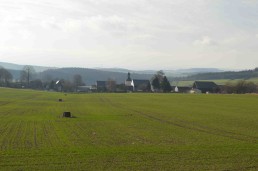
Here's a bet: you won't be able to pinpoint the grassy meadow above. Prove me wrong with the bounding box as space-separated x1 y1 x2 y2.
0 88 257 170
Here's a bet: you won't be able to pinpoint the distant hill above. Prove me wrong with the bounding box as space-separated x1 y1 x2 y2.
174 68 224 74
176 68 258 81
4 61 255 84
95 68 130 73
0 62 57 72
39 68 153 85
8 69 21 81
96 68 224 77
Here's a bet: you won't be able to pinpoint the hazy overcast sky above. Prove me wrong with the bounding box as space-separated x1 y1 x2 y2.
0 0 258 70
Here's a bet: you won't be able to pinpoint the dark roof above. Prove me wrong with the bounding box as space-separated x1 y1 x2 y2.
133 79 150 86
178 86 192 91
96 81 106 87
193 81 218 89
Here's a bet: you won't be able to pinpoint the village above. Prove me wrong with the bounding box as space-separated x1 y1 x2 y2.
73 72 220 94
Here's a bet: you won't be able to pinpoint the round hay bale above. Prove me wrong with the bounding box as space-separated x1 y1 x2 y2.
58 99 63 102
63 112 71 118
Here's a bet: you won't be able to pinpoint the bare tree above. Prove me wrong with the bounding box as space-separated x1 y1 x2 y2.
73 74 84 91
20 65 35 87
106 78 116 92
62 80 74 92
223 80 257 94
73 74 83 86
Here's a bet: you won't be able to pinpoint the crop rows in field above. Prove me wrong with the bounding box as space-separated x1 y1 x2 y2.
0 89 257 170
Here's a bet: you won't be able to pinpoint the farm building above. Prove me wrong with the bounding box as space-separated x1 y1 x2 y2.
173 86 192 93
192 81 219 93
96 81 107 92
131 79 151 92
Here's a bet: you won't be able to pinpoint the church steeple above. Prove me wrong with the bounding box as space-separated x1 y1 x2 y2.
126 72 132 81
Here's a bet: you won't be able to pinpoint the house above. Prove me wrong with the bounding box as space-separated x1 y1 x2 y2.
173 86 191 93
192 81 219 93
96 81 107 92
131 79 151 92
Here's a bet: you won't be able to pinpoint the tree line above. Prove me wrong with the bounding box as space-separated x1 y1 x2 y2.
1 65 258 94
0 65 85 92
221 80 257 94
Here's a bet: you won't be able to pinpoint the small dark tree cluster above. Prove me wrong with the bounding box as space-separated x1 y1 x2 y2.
161 76 172 92
152 76 160 90
151 70 172 93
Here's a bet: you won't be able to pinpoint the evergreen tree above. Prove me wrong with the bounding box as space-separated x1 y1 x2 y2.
156 70 165 82
161 76 172 92
151 76 160 90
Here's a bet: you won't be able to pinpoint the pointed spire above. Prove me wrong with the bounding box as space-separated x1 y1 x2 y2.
126 72 132 81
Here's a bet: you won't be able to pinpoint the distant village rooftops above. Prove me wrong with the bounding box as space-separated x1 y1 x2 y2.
95 73 221 93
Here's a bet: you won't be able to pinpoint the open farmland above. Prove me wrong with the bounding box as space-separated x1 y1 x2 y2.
0 88 257 170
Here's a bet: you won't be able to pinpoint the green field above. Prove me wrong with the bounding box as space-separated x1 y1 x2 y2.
0 88 257 170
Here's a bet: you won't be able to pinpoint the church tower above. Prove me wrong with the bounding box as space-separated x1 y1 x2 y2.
125 72 133 89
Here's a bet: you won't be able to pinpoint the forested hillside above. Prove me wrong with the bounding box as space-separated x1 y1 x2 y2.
39 68 152 85
0 62 56 72
176 68 258 81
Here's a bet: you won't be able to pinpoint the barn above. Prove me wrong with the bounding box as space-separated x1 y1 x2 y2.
192 81 219 93
131 80 151 92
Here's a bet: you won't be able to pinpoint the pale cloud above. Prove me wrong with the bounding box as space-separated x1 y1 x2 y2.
241 0 258 5
193 36 217 46
85 15 128 33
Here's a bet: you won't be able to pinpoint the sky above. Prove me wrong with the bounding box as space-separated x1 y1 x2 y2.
0 0 258 70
